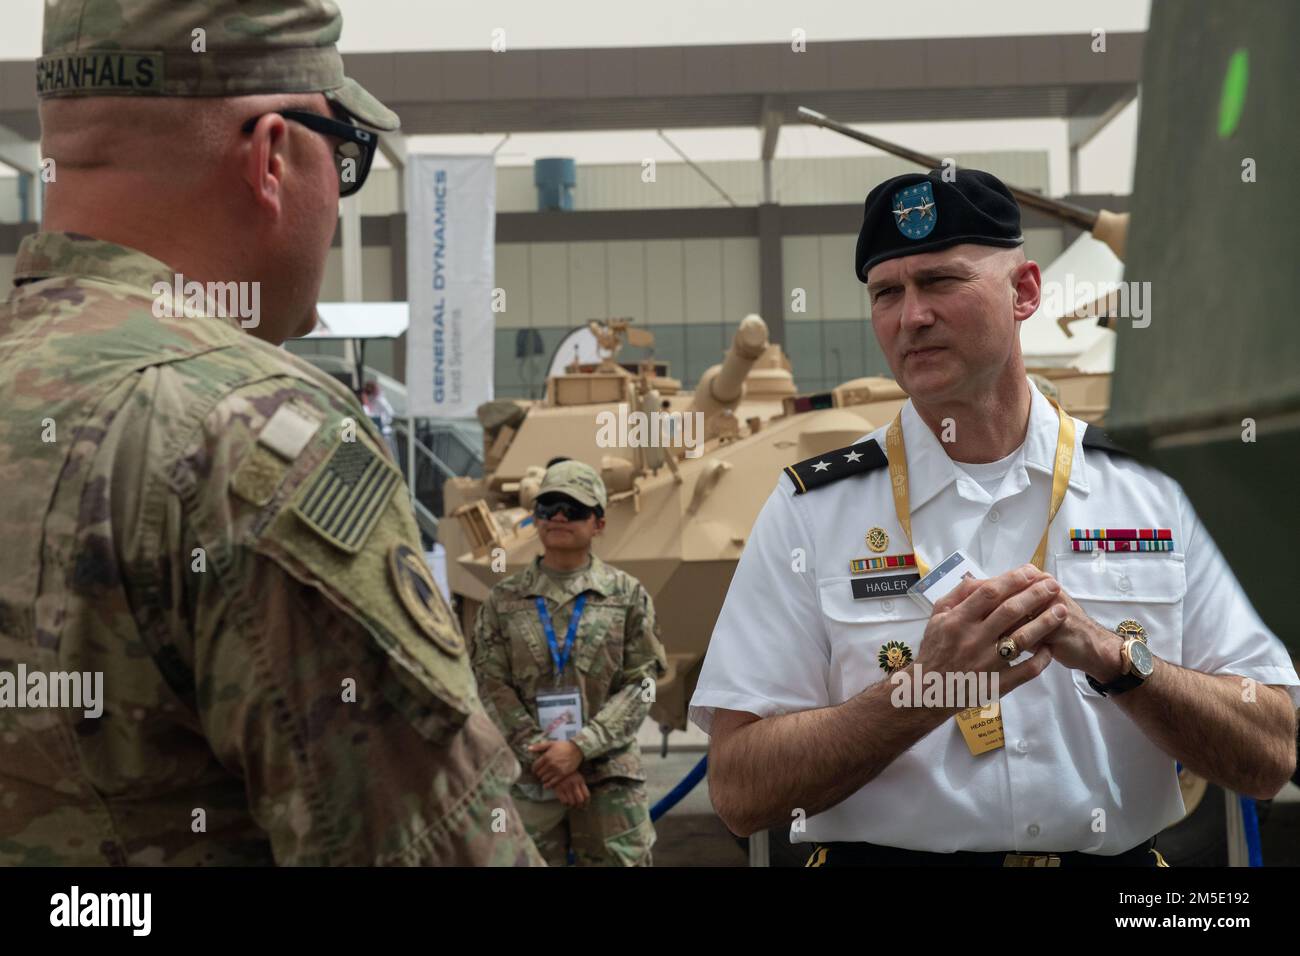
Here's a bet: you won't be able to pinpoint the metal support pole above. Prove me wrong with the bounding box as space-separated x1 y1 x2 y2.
1225 789 1249 867
406 415 417 499
340 194 364 391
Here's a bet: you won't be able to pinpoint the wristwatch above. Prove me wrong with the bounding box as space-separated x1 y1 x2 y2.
1087 635 1155 697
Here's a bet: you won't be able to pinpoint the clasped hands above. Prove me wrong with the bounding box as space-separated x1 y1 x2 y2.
529 739 589 808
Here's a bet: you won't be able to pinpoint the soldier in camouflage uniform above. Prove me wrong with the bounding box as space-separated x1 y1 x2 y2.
0 0 541 866
473 461 668 866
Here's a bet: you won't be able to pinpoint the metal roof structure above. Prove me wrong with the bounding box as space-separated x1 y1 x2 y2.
0 32 1141 142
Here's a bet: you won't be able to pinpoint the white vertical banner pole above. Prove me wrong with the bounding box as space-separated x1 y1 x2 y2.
405 155 496 419
340 195 364 390
406 415 417 499
1224 789 1249 867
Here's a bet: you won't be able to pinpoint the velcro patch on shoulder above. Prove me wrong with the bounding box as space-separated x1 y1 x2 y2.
784 439 887 494
231 444 290 506
293 439 403 553
259 403 321 461
389 544 465 657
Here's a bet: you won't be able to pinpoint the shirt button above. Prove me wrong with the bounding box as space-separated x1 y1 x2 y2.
1027 824 1041 838
1016 739 1028 753
881 599 894 612
988 509 1000 523
1118 575 1132 592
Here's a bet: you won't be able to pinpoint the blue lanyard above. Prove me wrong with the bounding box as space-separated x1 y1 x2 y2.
535 593 587 677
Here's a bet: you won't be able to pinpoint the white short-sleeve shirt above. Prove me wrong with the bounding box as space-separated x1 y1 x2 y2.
690 382 1300 854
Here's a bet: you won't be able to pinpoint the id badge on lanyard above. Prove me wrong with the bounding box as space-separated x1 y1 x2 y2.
534 593 587 741
884 401 1076 757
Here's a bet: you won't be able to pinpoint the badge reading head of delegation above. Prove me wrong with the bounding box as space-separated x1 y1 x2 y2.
866 527 890 553
878 640 913 674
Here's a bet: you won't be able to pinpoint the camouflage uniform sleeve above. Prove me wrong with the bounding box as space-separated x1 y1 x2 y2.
471 597 548 770
176 375 543 866
572 583 668 761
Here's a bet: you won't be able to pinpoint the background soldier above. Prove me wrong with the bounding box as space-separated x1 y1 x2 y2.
0 0 540 866
473 461 668 866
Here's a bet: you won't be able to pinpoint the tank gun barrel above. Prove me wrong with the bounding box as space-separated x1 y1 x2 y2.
690 314 769 418
796 106 1128 258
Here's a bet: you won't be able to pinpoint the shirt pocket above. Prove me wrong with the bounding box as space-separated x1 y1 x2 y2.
501 606 549 685
573 598 627 685
1054 552 1187 698
818 576 931 702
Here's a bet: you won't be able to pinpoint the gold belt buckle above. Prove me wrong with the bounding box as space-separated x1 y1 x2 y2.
1003 853 1061 867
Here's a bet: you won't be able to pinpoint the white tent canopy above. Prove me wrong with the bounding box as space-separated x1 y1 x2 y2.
547 325 605 378
1071 331 1116 373
308 302 410 340
1020 233 1121 370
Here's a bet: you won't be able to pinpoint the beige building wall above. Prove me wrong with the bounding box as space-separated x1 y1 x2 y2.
355 151 1050 216
493 237 760 330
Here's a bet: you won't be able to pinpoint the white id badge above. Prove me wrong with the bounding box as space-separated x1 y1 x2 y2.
536 686 583 742
907 549 987 613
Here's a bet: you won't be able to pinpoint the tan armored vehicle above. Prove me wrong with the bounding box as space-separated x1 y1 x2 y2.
444 313 1109 730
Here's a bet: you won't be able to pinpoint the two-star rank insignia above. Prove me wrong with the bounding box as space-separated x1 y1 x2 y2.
784 440 888 494
1080 424 1133 458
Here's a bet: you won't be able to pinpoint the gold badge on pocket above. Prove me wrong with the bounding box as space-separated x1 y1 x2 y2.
877 640 912 673
955 703 1005 756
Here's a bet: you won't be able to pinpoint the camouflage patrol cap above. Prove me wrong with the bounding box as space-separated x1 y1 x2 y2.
37 0 399 131
538 461 607 511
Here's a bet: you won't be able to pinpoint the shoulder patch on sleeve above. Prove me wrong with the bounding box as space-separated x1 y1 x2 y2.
231 445 290 506
259 402 321 461
293 438 403 553
784 439 887 495
389 543 465 657
1081 424 1133 459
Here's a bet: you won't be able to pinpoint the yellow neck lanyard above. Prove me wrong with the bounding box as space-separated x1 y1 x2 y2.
884 399 1075 577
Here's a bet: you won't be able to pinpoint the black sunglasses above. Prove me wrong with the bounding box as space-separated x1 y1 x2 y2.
534 498 596 522
241 109 378 198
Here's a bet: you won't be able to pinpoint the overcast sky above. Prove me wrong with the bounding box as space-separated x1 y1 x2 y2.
2 0 1150 194
2 0 1151 55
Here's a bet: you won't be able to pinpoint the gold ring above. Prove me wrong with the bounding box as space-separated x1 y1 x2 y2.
996 637 1018 659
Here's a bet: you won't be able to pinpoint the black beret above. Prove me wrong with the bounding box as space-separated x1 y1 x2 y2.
855 168 1024 282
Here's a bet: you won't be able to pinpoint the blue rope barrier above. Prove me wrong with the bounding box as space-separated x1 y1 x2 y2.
651 755 708 822
1240 795 1263 867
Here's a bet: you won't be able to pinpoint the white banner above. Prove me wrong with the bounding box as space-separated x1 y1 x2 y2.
405 155 495 418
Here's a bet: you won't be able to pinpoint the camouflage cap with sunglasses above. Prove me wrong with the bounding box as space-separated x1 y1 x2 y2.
538 460 608 511
37 0 399 131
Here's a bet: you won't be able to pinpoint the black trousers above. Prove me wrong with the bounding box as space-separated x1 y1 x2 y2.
804 837 1169 867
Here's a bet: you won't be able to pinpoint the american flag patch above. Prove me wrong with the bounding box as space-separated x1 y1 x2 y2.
293 440 401 552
